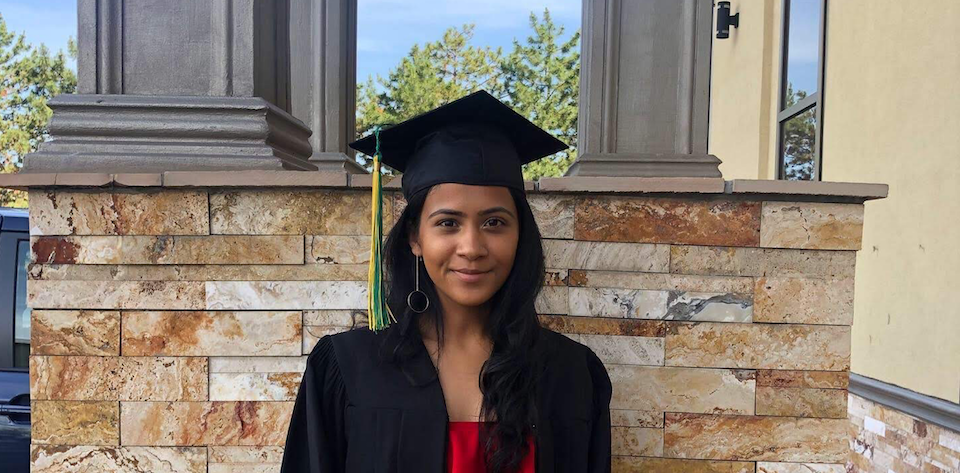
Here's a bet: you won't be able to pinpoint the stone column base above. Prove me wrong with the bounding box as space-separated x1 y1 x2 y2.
564 153 723 178
22 94 323 173
309 153 367 173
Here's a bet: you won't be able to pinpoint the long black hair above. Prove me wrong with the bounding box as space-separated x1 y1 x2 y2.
377 185 546 473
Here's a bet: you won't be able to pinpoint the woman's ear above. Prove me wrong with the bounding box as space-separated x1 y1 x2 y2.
408 232 421 257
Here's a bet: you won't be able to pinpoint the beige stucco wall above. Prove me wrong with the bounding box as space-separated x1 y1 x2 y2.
710 0 960 403
708 0 780 180
821 0 960 403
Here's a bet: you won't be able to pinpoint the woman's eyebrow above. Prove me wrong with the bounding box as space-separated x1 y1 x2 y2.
428 207 516 219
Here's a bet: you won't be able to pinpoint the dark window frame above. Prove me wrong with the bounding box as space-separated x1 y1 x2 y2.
0 230 30 370
775 0 828 181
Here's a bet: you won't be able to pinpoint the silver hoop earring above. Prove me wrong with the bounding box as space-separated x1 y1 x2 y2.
407 255 430 313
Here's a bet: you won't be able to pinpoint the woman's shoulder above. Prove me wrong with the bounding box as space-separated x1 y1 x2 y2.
538 326 593 356
536 326 612 416
304 326 382 372
537 326 607 375
321 325 379 348
308 325 405 386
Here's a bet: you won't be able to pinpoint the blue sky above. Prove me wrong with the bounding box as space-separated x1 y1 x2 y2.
1 0 78 69
0 0 581 84
356 0 581 81
784 0 822 98
0 0 817 97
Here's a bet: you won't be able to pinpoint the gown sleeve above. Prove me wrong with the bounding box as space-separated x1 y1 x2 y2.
585 348 613 473
279 334 349 473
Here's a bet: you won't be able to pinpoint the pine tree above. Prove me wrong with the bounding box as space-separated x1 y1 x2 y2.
502 9 580 180
0 14 77 206
781 82 816 180
355 11 581 178
356 25 503 141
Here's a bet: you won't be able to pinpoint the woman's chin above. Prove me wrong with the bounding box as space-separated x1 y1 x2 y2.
444 290 496 309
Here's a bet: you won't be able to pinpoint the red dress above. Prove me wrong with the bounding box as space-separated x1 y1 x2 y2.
446 421 536 472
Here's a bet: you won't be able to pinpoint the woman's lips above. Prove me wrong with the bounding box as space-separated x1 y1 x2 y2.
452 269 490 283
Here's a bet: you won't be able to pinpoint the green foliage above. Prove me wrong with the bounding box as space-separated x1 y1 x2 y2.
356 25 504 146
0 14 77 206
502 10 580 180
781 82 816 180
356 10 580 179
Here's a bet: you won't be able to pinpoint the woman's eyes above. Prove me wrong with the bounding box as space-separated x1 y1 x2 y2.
437 218 506 228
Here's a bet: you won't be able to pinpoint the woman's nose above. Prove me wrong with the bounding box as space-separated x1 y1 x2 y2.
457 226 488 258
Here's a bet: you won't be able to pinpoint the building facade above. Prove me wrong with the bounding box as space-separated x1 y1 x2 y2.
709 1 960 471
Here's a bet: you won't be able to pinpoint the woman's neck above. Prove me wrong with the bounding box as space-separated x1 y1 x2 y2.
420 295 491 348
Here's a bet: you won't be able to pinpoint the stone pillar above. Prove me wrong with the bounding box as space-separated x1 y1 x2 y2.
568 0 722 177
23 0 325 173
290 0 365 173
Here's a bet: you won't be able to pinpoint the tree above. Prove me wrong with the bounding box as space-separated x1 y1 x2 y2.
0 14 77 207
502 9 580 180
355 11 581 179
356 24 504 165
781 81 816 180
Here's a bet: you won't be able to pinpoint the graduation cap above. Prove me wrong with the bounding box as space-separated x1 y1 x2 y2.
349 90 568 332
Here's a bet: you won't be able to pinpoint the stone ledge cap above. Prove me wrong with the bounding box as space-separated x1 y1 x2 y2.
537 176 726 194
728 179 888 201
0 171 888 202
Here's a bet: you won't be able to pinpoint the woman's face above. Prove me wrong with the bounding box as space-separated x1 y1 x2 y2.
410 183 520 311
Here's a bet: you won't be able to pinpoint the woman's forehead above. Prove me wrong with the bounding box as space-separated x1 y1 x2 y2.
423 183 516 210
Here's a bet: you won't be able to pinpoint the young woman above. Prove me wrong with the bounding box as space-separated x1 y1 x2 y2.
279 91 612 473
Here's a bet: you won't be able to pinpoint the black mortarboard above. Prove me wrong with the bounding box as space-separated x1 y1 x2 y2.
349 90 568 200
350 90 567 332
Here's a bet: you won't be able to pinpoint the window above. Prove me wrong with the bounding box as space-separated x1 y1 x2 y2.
13 239 30 368
776 0 827 181
0 221 30 370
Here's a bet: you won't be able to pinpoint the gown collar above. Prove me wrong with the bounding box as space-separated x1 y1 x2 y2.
400 324 441 387
396 323 556 473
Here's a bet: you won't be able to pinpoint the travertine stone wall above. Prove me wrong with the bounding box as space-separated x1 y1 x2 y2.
848 393 960 472
25 181 869 472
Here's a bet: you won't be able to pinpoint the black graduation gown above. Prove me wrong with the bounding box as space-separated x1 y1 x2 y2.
278 325 613 473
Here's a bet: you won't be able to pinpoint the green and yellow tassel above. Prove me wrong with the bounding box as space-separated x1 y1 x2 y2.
367 126 397 332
